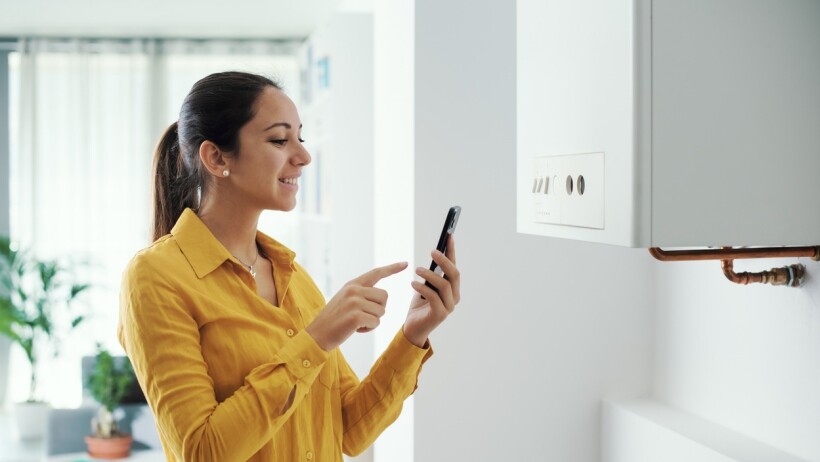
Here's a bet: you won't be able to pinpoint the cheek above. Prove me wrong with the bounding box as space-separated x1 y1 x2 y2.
255 154 288 185
270 153 290 171
251 148 284 170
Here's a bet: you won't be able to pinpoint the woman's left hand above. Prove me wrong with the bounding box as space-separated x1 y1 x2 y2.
403 234 461 347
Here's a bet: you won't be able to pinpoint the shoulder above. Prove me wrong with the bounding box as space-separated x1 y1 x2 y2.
120 235 194 323
122 234 188 287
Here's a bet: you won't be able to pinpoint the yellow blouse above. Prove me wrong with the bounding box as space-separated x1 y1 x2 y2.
118 209 432 462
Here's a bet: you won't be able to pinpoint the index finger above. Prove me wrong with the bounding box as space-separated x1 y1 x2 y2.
446 234 457 265
352 261 409 287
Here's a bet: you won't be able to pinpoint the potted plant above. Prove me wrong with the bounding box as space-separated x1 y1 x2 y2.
85 344 135 459
0 236 88 439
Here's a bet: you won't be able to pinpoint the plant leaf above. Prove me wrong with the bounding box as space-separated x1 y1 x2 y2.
70 284 90 299
38 261 59 292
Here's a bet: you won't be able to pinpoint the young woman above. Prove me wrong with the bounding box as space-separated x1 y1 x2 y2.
118 71 461 461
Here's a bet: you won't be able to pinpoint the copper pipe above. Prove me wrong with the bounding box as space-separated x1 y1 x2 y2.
649 246 820 262
721 259 805 287
649 246 815 287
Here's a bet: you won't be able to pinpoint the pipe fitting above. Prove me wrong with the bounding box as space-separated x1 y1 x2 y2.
721 260 805 287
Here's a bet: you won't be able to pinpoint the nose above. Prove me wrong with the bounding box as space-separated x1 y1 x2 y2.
292 141 311 167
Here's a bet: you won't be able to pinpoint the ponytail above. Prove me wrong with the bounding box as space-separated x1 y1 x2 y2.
152 122 199 241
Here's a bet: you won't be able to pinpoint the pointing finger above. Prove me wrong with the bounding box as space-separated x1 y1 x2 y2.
352 261 409 287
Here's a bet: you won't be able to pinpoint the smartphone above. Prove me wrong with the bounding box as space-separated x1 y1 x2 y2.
425 206 461 292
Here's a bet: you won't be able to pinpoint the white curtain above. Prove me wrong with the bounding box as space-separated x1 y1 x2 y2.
8 38 300 407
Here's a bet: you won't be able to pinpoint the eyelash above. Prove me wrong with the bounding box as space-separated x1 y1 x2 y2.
270 138 306 145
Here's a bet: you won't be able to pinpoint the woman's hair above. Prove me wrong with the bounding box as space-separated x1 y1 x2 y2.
152 71 280 241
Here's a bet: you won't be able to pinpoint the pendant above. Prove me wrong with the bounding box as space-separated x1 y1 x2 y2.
249 266 257 278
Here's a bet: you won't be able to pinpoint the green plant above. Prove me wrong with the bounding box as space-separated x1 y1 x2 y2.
87 344 135 438
0 236 88 402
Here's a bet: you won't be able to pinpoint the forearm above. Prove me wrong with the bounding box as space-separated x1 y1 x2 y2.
121 302 328 461
340 329 433 455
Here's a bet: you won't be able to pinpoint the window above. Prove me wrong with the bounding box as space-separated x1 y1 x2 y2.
7 38 309 407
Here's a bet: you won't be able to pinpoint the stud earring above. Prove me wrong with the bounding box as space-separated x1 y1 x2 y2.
222 170 230 177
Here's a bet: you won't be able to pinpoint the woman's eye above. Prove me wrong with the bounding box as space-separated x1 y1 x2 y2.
269 139 286 145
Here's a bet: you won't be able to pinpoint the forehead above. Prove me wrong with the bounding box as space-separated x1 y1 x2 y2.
249 86 300 129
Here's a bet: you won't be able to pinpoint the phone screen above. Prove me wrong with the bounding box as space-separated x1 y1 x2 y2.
425 206 461 291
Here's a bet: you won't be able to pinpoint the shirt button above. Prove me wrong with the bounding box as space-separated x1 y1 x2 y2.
306 451 314 460
286 328 295 337
302 359 311 368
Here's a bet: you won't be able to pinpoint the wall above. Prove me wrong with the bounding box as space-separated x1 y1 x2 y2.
372 1 416 461
413 1 654 461
302 12 378 462
0 47 10 409
0 49 8 236
320 12 376 382
654 258 820 461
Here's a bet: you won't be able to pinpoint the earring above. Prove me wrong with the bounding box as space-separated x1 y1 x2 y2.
222 170 230 177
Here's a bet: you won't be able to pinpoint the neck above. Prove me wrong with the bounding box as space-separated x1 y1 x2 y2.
197 195 261 264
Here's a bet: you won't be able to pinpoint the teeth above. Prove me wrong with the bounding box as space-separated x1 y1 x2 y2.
280 178 297 185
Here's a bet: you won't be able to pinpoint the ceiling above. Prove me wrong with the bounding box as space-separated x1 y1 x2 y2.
0 0 345 39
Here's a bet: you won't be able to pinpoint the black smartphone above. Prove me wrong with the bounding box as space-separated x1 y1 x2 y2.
425 206 461 291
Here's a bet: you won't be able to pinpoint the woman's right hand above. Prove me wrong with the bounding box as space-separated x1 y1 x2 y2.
306 261 408 351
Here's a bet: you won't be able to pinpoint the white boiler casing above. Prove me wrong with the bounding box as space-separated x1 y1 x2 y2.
516 0 820 247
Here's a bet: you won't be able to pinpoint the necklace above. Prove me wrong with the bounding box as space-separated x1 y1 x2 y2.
233 245 260 278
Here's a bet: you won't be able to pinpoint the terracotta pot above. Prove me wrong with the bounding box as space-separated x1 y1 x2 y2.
85 434 133 459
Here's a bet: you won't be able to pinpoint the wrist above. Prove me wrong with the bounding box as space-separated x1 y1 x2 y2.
402 324 429 348
305 325 333 351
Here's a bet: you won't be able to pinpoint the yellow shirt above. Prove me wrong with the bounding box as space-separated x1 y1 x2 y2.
118 209 432 462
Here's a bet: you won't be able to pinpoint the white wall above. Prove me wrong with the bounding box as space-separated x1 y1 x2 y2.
413 1 820 460
413 1 654 461
320 12 376 382
372 1 416 462
654 258 820 461
0 47 11 409
302 12 378 462
0 49 8 236
0 0 339 39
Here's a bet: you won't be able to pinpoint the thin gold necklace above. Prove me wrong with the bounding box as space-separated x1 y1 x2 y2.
233 245 260 278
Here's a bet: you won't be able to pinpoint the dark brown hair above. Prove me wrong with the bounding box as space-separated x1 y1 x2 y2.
152 71 280 240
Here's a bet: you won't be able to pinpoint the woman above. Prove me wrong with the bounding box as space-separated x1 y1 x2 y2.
118 71 460 461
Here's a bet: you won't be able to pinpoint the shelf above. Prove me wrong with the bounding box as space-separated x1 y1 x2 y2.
602 399 809 462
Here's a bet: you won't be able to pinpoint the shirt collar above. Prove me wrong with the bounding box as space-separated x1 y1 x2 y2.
171 208 297 279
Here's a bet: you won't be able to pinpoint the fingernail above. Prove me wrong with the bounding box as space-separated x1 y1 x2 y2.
415 267 423 274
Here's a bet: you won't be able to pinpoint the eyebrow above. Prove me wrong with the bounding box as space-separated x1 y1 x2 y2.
263 122 303 131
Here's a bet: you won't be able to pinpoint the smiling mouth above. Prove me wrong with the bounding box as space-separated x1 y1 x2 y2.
279 178 298 185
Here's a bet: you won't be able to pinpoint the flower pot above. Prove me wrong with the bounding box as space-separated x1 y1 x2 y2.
0 337 10 407
12 401 50 440
85 434 134 459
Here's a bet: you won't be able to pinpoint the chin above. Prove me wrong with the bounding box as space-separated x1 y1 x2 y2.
272 201 297 212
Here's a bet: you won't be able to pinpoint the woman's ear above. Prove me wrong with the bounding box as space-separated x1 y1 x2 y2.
199 141 230 178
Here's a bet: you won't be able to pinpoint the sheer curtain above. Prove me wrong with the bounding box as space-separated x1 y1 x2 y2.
8 38 300 407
